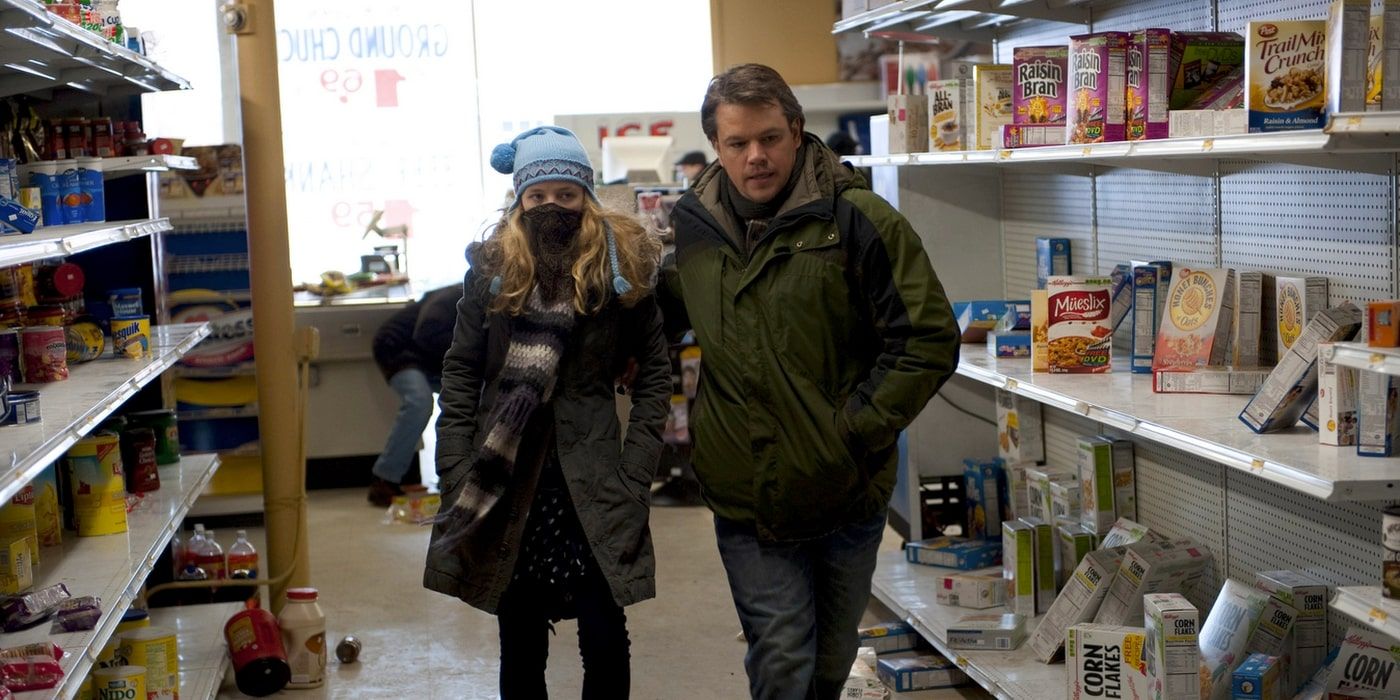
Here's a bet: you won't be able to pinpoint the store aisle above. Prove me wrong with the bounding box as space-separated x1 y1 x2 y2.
219 488 989 699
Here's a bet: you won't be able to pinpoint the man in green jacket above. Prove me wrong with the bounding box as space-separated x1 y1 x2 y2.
663 63 960 699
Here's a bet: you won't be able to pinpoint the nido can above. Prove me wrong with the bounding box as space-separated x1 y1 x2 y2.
119 426 160 493
98 608 151 670
225 607 291 697
66 433 127 536
128 410 180 465
20 326 68 382
91 665 146 700
111 315 150 359
1384 505 1400 598
118 627 177 700
65 321 105 364
0 328 19 384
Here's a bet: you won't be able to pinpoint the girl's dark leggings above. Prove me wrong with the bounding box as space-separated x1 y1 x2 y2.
497 588 630 699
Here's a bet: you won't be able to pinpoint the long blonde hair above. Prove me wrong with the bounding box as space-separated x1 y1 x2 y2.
473 197 660 315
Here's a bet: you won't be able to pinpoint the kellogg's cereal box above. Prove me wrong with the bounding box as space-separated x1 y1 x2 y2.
974 64 1014 150
1151 268 1237 371
1013 45 1068 125
1127 29 1171 140
1068 32 1129 143
1169 32 1246 109
928 78 970 152
1046 276 1113 373
1246 20 1327 132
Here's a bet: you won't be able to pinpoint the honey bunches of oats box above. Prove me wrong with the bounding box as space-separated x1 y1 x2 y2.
1152 268 1237 371
1275 276 1328 354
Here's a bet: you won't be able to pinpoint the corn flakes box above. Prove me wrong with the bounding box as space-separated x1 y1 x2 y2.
1046 276 1113 373
1013 45 1068 125
1246 20 1327 132
1068 32 1129 143
1127 29 1171 140
1152 268 1237 371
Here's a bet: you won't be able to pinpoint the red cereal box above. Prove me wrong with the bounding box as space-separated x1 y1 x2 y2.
1013 46 1068 125
1046 276 1113 374
1068 32 1130 144
1126 29 1171 140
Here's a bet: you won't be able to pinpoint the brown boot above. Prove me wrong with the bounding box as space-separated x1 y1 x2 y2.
367 477 404 507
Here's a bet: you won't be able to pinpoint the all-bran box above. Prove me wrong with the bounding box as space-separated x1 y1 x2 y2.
1014 46 1069 125
1068 32 1130 143
974 65 1014 150
1169 32 1247 109
1152 268 1237 371
928 78 970 152
1246 20 1327 132
1047 276 1113 373
1127 29 1172 140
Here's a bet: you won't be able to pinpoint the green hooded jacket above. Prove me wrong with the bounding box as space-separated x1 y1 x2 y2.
662 134 960 541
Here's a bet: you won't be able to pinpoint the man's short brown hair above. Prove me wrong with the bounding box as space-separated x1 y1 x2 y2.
701 64 806 142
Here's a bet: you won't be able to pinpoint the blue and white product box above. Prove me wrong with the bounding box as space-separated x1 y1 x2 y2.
1232 652 1283 700
1240 302 1363 434
956 300 1029 343
76 157 104 224
1131 265 1160 373
876 651 969 692
987 330 1032 358
1109 263 1133 332
963 458 1005 539
907 537 1002 570
857 621 918 654
998 302 1032 331
1036 237 1071 289
0 198 39 235
946 613 1027 651
1358 369 1400 457
56 159 83 225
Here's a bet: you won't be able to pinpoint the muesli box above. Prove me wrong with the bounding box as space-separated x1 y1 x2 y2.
1368 11 1384 110
1246 20 1327 132
1151 268 1237 371
928 78 970 152
1127 29 1172 140
1068 32 1129 143
1170 32 1247 109
1386 0 1400 109
1046 276 1113 373
1013 45 1069 125
1004 520 1037 617
1058 522 1096 589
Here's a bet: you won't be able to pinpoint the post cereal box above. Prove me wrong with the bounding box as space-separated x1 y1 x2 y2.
1367 9 1385 110
974 65 1013 150
1151 268 1237 371
1276 276 1328 354
1127 29 1171 140
1046 276 1113 373
928 78 970 152
1327 0 1371 115
1068 32 1129 143
1247 20 1327 132
1169 32 1246 109
1014 46 1068 125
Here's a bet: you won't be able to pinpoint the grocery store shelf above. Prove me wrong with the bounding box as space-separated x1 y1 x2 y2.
167 362 256 379
1331 587 1400 642
833 0 1092 41
955 350 1400 501
9 455 221 700
102 154 198 176
0 218 171 268
177 405 259 421
149 601 239 700
870 550 1060 700
1329 342 1400 376
0 322 211 505
0 0 188 99
187 492 263 519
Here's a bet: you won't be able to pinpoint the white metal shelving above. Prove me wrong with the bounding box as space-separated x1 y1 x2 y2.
834 0 1095 41
148 602 239 700
1331 587 1400 641
1329 342 1400 376
0 322 211 505
102 155 198 177
0 218 172 268
7 455 221 700
870 550 1059 700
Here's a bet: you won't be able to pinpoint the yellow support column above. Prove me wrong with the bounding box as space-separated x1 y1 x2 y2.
228 0 309 611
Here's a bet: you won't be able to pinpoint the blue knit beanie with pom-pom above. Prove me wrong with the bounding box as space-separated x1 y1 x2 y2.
489 126 629 296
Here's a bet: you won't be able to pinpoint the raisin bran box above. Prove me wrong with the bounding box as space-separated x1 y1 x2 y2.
1068 32 1130 143
1047 276 1113 373
1014 45 1069 125
1247 20 1327 132
1127 29 1172 140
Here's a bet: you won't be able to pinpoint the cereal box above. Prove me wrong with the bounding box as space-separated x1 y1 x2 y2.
1101 517 1157 548
1185 66 1245 109
1151 268 1237 371
1369 299 1400 346
1049 480 1081 523
887 93 928 154
1109 264 1132 333
907 537 1002 570
1145 593 1200 700
1152 367 1272 395
1021 516 1057 613
1254 571 1329 692
1233 271 1264 367
1027 466 1076 524
1244 595 1298 678
1003 461 1033 521
1386 0 1400 109
1058 522 1096 589
1325 627 1400 697
1328 0 1371 115
1368 10 1385 110
1047 276 1113 373
1013 45 1069 125
1358 369 1399 456
1170 32 1247 109
936 572 1008 609
964 458 1004 539
1105 436 1136 522
1200 580 1272 700
876 651 968 691
1002 124 1066 148
1032 289 1049 372
1259 273 1279 365
1004 520 1037 617
997 389 1044 464
1276 276 1328 354
1030 546 1129 663
1094 539 1213 627
1233 653 1284 700
1132 264 1163 373
974 64 1014 150
1317 342 1359 445
1246 20 1327 132
1078 436 1116 536
928 78 970 152
1068 32 1130 143
1241 302 1364 433
1036 237 1072 289
1168 109 1218 138
1066 624 1150 699
1127 29 1172 140
947 613 1027 651
988 331 1032 358
858 621 918 654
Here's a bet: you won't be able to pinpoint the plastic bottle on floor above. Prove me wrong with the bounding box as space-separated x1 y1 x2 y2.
279 588 326 689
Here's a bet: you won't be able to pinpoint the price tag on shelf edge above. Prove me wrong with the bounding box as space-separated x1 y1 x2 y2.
1369 606 1390 624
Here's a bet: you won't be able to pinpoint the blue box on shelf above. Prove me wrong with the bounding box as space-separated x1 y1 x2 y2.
987 331 1032 358
963 457 1005 539
876 651 968 691
906 537 1003 570
955 300 1031 343
1035 237 1071 289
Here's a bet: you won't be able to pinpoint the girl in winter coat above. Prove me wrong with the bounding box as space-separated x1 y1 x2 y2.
424 126 670 699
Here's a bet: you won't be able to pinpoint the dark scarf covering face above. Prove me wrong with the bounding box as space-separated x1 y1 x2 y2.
718 141 807 223
432 203 582 553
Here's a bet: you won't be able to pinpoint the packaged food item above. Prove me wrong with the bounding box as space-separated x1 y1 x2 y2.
935 573 1007 609
947 613 1027 651
65 320 104 364
1144 593 1199 700
858 622 918 654
76 157 104 223
963 458 1004 539
1026 466 1076 524
0 539 30 596
1078 437 1116 535
927 78 969 152
1328 0 1371 114
1093 539 1213 627
1001 124 1065 148
0 655 63 692
1152 268 1237 370
91 666 146 700
906 537 1001 570
128 409 181 465
56 159 81 224
1152 367 1273 395
1233 652 1283 700
119 627 178 700
1241 303 1363 433
974 65 1013 150
1246 20 1327 132
119 426 160 493
1369 300 1400 346
1317 343 1359 446
1185 66 1246 109
987 331 1031 357
0 199 38 235
1021 516 1056 613
3 392 38 426
1105 436 1136 522
1127 29 1171 140
0 488 36 566
1275 276 1328 354
111 314 150 358
1232 271 1264 366
0 329 18 384
1003 520 1036 617
280 587 326 689
1047 276 1112 373
52 596 101 632
19 326 67 382
1131 263 1168 373
996 389 1043 465
0 582 71 632
1002 461 1032 521
1254 571 1329 692
1326 626 1400 697
1386 0 1400 109
1035 237 1071 290
1100 517 1156 549
1066 623 1149 699
0 643 61 661
1057 522 1096 589
1170 33 1246 109
108 288 142 317
887 92 928 154
1243 595 1298 687
1013 45 1068 125
956 300 1025 343
1200 580 1271 700
1049 480 1080 523
876 651 968 691
1067 32 1129 143
66 432 128 537
1108 264 1132 333
1032 289 1049 372
1030 546 1129 663
1357 369 1400 457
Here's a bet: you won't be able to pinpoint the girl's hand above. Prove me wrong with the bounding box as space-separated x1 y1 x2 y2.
616 357 639 395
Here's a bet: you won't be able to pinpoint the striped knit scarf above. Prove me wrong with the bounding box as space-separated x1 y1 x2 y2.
432 283 576 552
